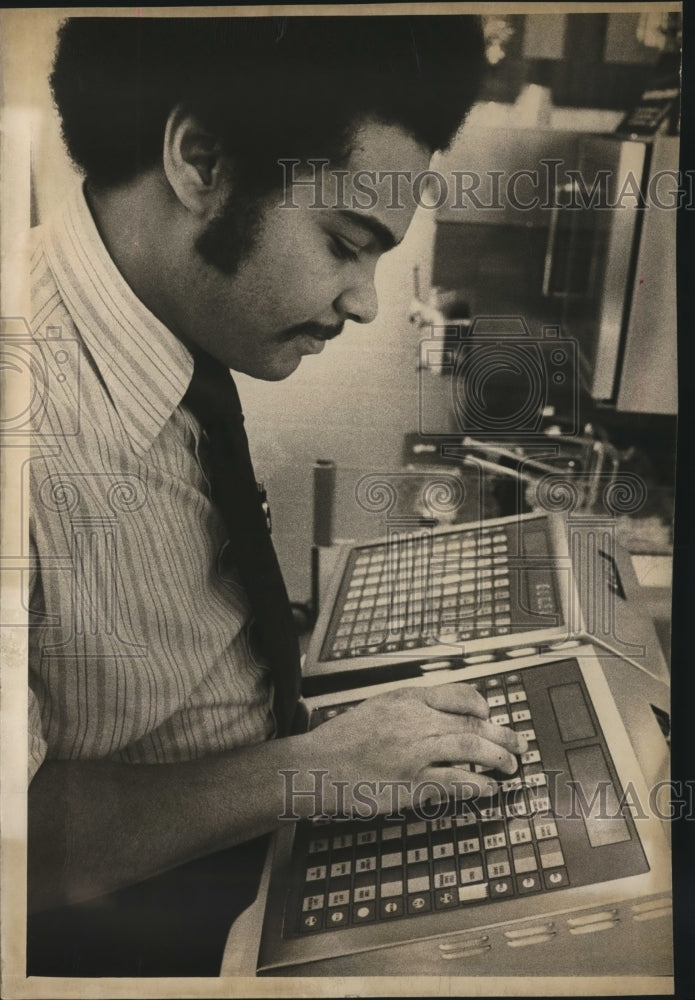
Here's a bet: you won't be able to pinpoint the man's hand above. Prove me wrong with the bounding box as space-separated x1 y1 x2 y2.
300 682 527 816
28 681 526 911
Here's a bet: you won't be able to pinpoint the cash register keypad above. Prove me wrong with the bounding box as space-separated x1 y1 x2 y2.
293 671 569 935
325 525 514 660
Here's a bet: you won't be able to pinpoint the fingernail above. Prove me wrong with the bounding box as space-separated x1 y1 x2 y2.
481 779 498 796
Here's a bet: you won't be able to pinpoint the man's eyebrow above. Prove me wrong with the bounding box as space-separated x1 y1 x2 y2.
337 210 401 252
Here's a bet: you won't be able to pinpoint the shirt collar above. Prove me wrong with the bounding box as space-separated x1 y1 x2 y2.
42 183 194 455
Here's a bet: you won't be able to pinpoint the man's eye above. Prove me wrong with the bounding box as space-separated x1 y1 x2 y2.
330 236 359 263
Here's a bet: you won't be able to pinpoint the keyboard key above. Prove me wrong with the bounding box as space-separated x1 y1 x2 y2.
308 838 329 854
505 796 529 818
381 851 403 869
407 847 430 866
543 867 569 889
433 862 458 887
523 766 547 787
454 808 477 827
513 726 536 742
434 888 459 909
327 889 350 907
507 685 527 704
478 800 503 822
501 775 523 792
486 848 511 878
380 878 404 898
332 833 353 850
407 874 431 893
353 901 376 922
299 912 323 932
302 894 325 912
431 816 453 832
330 860 352 877
380 898 404 918
527 794 552 814
533 817 558 841
486 692 507 708
490 878 514 898
458 883 489 903
408 893 431 914
432 842 454 860
381 824 403 841
356 830 377 846
512 843 538 874
305 865 327 882
355 856 377 873
327 907 349 927
517 872 542 893
483 828 507 851
538 838 565 870
458 835 481 855
459 857 484 884
508 818 532 844
353 885 376 903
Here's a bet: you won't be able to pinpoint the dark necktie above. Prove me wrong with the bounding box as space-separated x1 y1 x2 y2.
183 351 301 737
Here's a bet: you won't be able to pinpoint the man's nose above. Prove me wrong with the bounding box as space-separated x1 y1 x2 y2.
334 274 379 326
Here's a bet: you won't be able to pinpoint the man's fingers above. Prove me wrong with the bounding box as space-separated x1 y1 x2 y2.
427 732 521 775
417 701 527 758
422 682 489 720
419 766 499 799
472 717 527 756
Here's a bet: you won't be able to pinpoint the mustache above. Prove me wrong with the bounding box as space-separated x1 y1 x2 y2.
282 320 344 342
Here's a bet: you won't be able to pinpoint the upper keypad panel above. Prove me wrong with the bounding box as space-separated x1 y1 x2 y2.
323 525 513 660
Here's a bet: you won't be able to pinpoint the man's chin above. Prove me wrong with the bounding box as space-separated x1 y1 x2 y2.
239 346 312 382
232 333 333 381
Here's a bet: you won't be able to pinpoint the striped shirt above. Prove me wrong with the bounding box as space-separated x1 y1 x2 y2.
27 185 275 782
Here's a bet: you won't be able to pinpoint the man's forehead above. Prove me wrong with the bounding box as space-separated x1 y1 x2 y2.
307 121 432 242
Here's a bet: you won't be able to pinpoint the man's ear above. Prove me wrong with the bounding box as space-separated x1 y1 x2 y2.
162 105 229 217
